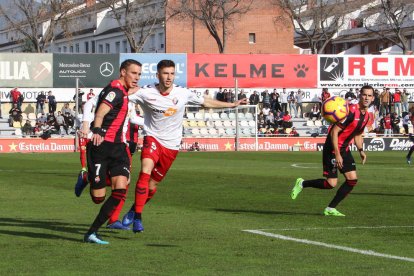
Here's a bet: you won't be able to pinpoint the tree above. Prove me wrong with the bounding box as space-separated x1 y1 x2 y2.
169 0 253 53
364 0 414 54
274 0 346 54
0 0 78 53
98 0 165 53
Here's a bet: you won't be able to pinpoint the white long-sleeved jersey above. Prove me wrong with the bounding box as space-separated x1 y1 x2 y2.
129 84 204 150
82 94 144 141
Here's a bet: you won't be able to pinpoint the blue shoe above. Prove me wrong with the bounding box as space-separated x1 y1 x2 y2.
83 232 109 245
75 169 88 197
106 220 130 230
122 209 134 226
133 219 144 233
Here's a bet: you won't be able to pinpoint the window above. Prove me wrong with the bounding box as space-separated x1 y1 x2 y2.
58 47 61 53
159 33 164 49
85 41 89 53
98 44 103 53
150 34 155 50
91 41 95 53
249 33 256 44
75 43 80 53
70 45 73 53
123 40 128 52
105 43 110 53
115 41 120 53
63 46 67 52
332 44 336 54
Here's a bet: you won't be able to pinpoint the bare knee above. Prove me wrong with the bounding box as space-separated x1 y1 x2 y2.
326 178 338 188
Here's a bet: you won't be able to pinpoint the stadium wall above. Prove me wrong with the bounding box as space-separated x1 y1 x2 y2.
0 137 412 153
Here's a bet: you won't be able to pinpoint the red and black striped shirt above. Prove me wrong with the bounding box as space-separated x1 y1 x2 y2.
95 80 129 143
326 104 370 152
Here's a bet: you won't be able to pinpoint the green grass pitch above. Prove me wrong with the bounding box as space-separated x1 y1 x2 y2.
0 151 413 274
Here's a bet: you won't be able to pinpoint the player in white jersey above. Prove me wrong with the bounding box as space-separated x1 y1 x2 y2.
123 59 247 233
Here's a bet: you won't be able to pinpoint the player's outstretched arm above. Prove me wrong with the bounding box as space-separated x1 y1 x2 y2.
354 133 366 165
202 97 247 108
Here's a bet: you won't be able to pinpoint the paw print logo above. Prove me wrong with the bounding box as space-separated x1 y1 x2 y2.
294 64 309 78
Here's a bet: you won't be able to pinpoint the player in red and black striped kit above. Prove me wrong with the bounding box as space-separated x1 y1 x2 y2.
82 59 142 244
291 85 374 216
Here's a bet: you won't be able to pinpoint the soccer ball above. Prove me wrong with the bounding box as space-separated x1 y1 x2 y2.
322 96 349 123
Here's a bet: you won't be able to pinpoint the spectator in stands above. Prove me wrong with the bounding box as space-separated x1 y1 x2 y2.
64 112 75 133
33 122 42 136
36 92 47 116
238 89 247 104
321 88 331 106
262 104 271 117
216 87 224 102
189 142 200 151
249 91 260 113
22 120 33 136
296 89 304 118
402 88 410 114
289 127 299 137
402 112 411 135
47 112 55 123
373 89 380 113
270 89 281 113
56 111 67 136
282 110 292 129
10 88 23 110
394 89 402 117
61 103 74 116
261 89 271 108
38 113 47 124
345 88 356 101
87 89 95 100
381 113 392 137
8 103 22 127
380 88 391 116
73 89 84 114
274 111 283 128
391 112 400 134
47 90 57 114
204 89 212 99
266 111 275 128
309 104 321 121
280 88 288 113
288 91 297 118
228 89 235 103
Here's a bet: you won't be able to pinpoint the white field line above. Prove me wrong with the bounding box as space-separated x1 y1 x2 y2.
290 163 409 170
253 225 414 231
243 229 414 263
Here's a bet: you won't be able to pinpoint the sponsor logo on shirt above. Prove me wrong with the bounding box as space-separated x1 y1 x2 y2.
105 91 116 102
152 107 177 117
172 97 178 105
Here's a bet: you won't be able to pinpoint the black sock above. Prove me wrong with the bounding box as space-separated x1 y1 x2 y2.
87 189 126 235
134 212 142 220
407 146 414 159
328 180 356 208
303 179 333 189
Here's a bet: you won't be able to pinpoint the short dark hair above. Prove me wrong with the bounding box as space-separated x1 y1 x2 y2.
360 85 374 94
157 59 175 71
120 59 142 72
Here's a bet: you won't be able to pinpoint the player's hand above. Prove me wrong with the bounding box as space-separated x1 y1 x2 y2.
360 151 367 165
233 98 248 107
335 154 343 169
91 133 104 146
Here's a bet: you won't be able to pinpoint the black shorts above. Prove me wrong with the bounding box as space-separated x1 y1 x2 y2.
322 148 356 178
86 141 130 189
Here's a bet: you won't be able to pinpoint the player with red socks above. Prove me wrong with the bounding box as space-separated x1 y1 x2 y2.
291 85 374 216
122 59 247 233
82 59 141 244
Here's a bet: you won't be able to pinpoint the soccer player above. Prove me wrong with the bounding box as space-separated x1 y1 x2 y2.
124 59 247 233
82 59 141 244
291 85 374 216
75 91 144 230
406 134 414 165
